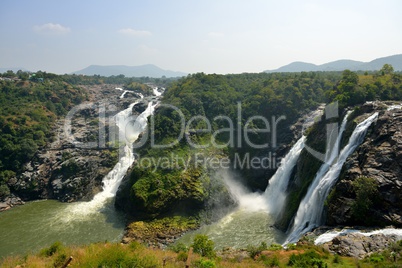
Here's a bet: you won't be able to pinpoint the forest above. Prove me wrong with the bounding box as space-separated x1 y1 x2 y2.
119 65 402 221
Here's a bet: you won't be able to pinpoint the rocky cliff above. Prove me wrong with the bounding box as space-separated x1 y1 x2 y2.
1 84 152 210
274 101 402 232
326 102 402 227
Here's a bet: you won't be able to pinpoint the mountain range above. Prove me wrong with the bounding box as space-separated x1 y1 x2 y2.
265 54 402 73
73 64 187 78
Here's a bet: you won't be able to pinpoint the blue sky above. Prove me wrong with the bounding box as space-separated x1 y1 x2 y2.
1 0 401 74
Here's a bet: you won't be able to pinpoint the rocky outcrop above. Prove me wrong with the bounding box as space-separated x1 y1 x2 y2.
323 233 400 259
121 216 199 248
0 194 24 212
3 84 142 204
326 102 402 227
132 100 149 115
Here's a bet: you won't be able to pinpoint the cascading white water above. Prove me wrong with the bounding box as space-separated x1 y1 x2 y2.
315 228 402 245
222 169 268 212
263 106 324 217
264 136 306 217
152 86 162 97
67 100 157 216
285 112 379 244
120 90 129 99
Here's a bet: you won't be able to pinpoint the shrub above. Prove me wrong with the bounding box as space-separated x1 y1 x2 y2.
192 234 215 259
333 254 342 264
260 254 280 267
351 176 379 221
128 241 143 251
177 251 188 262
268 243 283 251
287 250 327 268
40 241 64 257
246 241 268 259
81 243 158 268
53 253 67 267
170 242 188 253
193 258 216 268
0 183 10 198
367 253 385 264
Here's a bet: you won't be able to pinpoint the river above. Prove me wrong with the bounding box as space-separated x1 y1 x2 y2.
0 91 157 258
175 209 285 250
0 199 125 257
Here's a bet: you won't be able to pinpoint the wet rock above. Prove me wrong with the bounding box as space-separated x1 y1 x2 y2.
0 194 25 211
3 84 137 205
327 102 402 227
132 100 148 115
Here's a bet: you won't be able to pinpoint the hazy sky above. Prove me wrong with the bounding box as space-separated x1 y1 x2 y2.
1 0 401 74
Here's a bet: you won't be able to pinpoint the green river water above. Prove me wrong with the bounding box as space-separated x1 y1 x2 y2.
0 199 285 258
175 209 285 250
0 199 125 258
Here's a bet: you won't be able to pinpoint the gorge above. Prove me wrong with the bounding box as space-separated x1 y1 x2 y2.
1 70 402 262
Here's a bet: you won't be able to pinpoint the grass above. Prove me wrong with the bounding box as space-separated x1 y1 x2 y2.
2 239 402 268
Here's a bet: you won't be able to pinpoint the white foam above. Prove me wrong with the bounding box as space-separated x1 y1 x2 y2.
315 228 402 245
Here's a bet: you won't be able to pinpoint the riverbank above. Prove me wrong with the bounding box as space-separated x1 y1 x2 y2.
3 232 402 268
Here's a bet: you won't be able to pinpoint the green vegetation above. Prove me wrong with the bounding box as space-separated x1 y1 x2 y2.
124 216 199 247
350 176 379 224
287 250 328 267
192 234 216 259
59 72 177 87
116 65 402 229
246 241 268 259
0 72 87 198
328 66 402 108
3 238 402 267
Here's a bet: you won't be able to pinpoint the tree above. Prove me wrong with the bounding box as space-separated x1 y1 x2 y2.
3 70 15 78
16 70 29 80
351 176 378 221
191 235 215 258
335 70 360 106
380 64 394 75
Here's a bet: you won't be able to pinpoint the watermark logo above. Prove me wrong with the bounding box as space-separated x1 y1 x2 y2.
304 101 341 164
62 99 340 171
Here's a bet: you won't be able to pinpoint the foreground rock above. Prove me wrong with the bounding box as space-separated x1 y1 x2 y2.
121 216 199 248
0 194 24 212
323 232 400 259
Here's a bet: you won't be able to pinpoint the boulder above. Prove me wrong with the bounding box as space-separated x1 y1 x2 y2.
324 232 399 259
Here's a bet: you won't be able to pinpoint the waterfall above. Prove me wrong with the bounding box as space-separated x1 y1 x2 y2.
285 112 379 244
120 90 129 99
152 86 162 96
315 228 402 245
264 136 306 217
68 100 157 215
264 105 324 217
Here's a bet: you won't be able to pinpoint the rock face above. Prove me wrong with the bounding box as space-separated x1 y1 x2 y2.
0 194 24 212
3 84 145 205
326 102 402 227
324 233 399 259
132 100 148 115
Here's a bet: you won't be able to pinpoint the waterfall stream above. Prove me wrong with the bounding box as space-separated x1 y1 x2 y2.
0 98 388 257
66 100 157 216
285 112 379 244
0 93 159 257
264 136 306 217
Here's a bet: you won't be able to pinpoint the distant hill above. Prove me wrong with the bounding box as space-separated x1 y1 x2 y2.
265 54 402 73
73 64 187 78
